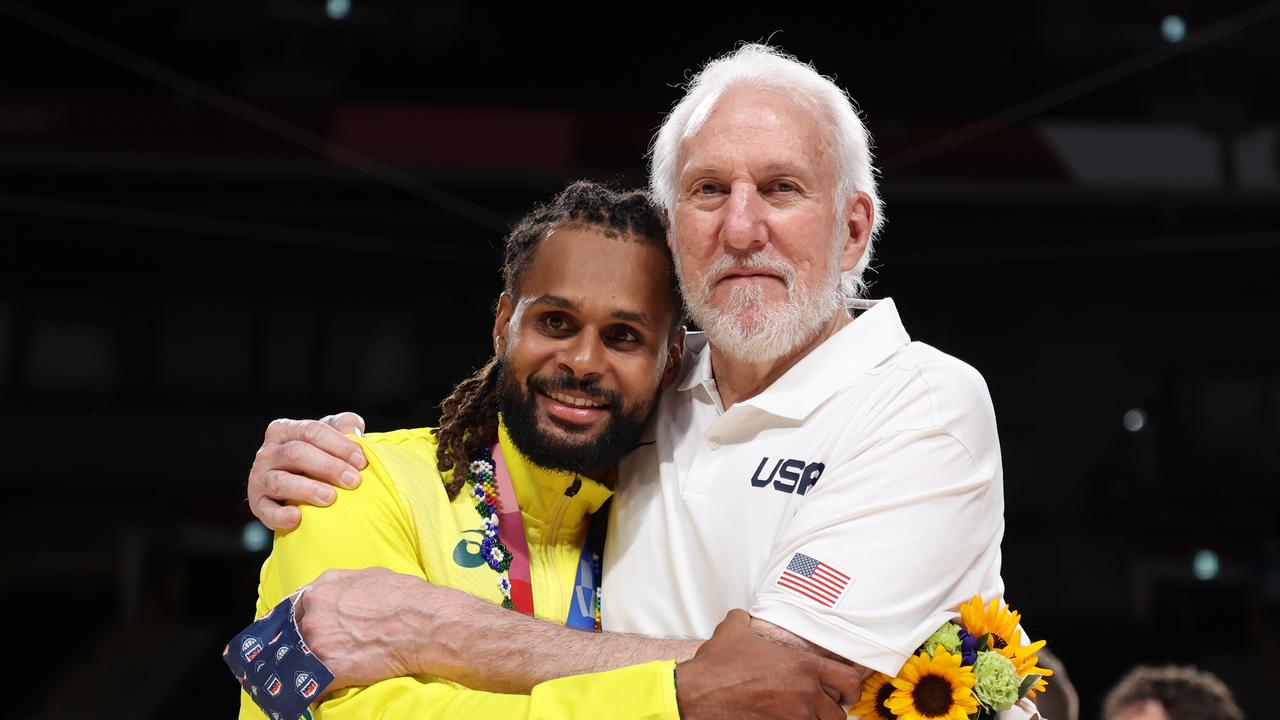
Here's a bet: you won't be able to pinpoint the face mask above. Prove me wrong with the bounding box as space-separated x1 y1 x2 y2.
223 590 335 720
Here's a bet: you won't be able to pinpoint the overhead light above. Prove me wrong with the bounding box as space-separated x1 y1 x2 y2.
242 521 271 553
1161 15 1186 43
1192 549 1219 581
1123 407 1147 433
326 0 351 20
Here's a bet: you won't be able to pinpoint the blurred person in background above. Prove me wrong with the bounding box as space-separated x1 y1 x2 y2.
1102 665 1243 720
1031 649 1078 720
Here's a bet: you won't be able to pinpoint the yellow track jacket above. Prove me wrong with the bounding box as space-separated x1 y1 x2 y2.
238 422 679 719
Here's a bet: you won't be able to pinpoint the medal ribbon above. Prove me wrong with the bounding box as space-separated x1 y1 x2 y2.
491 440 602 630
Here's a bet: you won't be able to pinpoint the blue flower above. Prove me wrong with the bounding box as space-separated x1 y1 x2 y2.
958 628 979 666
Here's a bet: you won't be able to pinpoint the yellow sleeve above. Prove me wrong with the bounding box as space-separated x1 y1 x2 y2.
239 662 679 720
249 436 425 622
309 660 679 720
239 435 424 719
237 437 681 720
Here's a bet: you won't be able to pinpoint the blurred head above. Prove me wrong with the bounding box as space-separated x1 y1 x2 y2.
435 181 683 493
649 45 883 360
1103 665 1242 720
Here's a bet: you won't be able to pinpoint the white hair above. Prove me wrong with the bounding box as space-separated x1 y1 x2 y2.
648 43 884 298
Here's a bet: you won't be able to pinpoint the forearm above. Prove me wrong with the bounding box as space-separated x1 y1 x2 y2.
749 615 873 684
403 584 700 693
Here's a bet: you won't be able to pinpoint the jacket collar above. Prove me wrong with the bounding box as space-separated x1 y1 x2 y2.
496 420 613 533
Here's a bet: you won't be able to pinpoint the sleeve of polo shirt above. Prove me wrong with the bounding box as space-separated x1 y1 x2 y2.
748 363 1006 676
238 437 680 720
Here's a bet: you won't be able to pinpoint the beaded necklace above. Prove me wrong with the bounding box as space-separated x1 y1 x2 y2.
465 448 515 610
465 446 603 629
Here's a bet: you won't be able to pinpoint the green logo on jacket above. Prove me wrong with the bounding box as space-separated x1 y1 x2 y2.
452 529 487 568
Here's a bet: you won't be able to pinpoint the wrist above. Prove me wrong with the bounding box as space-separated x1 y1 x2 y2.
403 582 497 681
673 656 704 719
392 577 446 676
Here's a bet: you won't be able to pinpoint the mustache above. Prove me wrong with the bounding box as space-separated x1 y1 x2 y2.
527 372 619 407
703 251 796 289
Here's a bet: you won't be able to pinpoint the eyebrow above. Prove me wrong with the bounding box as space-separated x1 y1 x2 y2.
681 162 813 180
762 162 812 177
529 294 655 329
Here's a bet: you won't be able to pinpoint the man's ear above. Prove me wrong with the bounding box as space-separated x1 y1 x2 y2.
659 326 686 391
492 293 514 356
840 192 874 273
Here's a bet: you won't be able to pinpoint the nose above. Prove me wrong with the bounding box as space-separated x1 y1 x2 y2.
556 330 607 382
720 182 767 253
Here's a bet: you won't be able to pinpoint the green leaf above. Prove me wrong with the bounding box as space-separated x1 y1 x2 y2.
1018 674 1043 698
975 633 991 652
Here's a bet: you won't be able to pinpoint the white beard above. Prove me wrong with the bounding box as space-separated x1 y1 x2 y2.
678 234 845 364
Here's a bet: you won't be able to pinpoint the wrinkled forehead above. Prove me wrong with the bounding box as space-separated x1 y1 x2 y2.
681 85 834 154
685 83 823 135
676 86 838 181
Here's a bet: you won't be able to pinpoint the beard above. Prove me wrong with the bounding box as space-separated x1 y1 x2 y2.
677 229 845 364
495 360 657 481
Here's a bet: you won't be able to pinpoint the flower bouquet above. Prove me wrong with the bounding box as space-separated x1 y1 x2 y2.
851 596 1052 720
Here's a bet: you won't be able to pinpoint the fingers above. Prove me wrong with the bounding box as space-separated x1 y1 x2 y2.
253 497 301 531
814 657 864 708
265 470 339 506
267 418 367 471
292 587 310 623
322 412 367 440
709 608 752 644
277 438 362 489
814 691 848 720
247 418 363 529
310 567 357 586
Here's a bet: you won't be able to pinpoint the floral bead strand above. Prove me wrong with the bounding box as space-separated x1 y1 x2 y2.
467 450 515 610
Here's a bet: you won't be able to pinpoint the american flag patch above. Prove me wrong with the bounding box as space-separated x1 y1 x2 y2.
776 552 851 607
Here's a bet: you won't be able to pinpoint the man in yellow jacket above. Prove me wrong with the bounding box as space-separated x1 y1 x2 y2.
238 181 863 720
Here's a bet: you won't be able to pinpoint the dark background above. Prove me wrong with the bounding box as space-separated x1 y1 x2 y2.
2 1 1278 718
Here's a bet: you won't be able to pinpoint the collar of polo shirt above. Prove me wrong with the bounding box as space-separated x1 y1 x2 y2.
676 299 911 420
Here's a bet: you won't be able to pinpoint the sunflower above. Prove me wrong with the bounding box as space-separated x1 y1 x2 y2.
850 672 896 719
997 638 1054 697
958 596 1022 651
885 649 978 720
958 596 1054 698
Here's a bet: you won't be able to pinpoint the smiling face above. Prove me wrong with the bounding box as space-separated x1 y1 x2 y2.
672 86 872 363
492 224 681 477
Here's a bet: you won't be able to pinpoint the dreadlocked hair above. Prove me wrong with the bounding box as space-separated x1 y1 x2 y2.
434 180 675 498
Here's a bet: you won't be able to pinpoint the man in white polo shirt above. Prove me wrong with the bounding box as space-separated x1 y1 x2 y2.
246 44 1035 718
604 296 1005 674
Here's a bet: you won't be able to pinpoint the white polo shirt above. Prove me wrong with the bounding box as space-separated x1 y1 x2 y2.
602 298 1007 676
